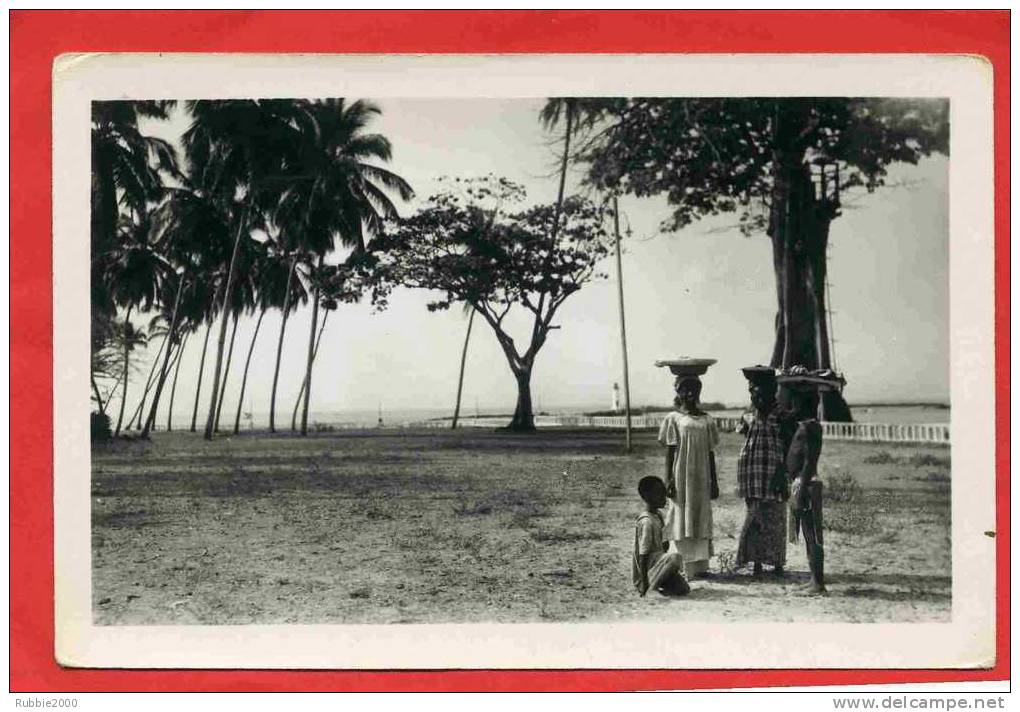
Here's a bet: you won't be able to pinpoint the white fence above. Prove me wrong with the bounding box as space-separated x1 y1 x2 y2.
412 414 950 445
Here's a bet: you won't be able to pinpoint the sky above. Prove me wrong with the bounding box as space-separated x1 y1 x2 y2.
119 98 949 423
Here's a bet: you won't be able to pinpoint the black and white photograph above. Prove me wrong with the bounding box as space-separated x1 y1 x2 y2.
55 53 994 669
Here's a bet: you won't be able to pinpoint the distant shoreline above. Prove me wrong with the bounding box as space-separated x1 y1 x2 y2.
425 401 951 422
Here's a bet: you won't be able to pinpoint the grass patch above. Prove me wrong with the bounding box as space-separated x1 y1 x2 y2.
453 502 493 516
863 450 898 464
529 529 605 543
452 489 553 528
826 505 879 536
824 471 860 504
917 471 951 484
908 453 951 468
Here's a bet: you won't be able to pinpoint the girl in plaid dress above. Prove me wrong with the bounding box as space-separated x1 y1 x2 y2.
735 367 792 576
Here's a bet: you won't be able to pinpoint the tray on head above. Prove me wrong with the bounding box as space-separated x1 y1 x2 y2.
655 357 718 377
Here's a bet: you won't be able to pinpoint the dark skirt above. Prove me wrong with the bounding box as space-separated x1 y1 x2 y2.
736 498 787 569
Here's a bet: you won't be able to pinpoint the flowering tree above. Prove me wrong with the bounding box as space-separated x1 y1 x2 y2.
376 176 612 431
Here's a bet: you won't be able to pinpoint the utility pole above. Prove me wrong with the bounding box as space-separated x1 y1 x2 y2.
613 196 633 453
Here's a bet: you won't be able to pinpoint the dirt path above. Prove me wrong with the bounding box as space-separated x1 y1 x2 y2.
92 429 950 624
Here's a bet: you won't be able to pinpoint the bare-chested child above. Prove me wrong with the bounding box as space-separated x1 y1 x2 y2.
633 476 691 597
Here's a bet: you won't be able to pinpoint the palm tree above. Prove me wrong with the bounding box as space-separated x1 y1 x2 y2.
213 234 260 432
91 306 122 416
275 99 413 436
184 99 312 440
190 320 213 432
234 239 302 434
264 235 307 433
125 312 171 430
109 317 148 434
140 271 188 438
108 214 169 436
143 180 235 434
91 100 178 292
92 101 179 436
166 328 190 431
290 293 336 432
140 178 237 439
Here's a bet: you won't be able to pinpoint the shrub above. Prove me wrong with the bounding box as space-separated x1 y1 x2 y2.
863 450 897 465
715 550 737 575
908 453 951 468
91 411 112 443
824 470 860 503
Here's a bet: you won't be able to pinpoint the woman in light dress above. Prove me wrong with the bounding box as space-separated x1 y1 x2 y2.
658 375 720 579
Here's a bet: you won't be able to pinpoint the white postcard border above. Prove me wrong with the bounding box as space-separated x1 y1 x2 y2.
53 53 996 669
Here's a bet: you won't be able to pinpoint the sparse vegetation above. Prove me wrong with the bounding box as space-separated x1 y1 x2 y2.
91 411 112 443
863 450 897 465
715 550 738 575
92 429 951 625
908 453 951 468
824 470 861 503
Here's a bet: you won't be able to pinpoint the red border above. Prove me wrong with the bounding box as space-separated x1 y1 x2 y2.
10 10 1009 692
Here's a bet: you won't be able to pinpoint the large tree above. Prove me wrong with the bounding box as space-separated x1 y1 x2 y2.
376 176 612 431
546 98 949 420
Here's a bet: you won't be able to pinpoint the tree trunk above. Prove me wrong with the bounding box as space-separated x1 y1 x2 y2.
234 307 267 434
166 331 189 432
300 260 324 436
91 374 106 415
214 312 241 432
190 320 213 432
113 305 133 437
141 338 183 434
142 276 187 438
204 207 249 440
269 256 298 433
768 159 852 421
506 366 536 432
128 331 168 430
292 310 329 432
451 309 475 429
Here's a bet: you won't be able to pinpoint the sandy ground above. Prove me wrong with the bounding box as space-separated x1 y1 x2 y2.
92 428 950 624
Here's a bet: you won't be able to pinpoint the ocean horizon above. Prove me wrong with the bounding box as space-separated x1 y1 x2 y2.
233 402 951 430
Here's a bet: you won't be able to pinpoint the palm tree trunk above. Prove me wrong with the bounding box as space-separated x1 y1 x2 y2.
128 332 168 430
190 320 213 432
214 312 240 432
299 256 324 436
142 276 187 438
269 256 297 432
233 307 267 434
204 207 249 440
91 374 106 415
113 304 133 437
141 338 183 432
553 102 573 228
451 308 475 429
166 331 189 432
292 310 329 431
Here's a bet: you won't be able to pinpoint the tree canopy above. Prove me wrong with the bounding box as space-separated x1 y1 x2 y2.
375 175 613 430
557 97 949 234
